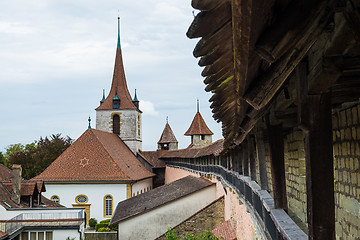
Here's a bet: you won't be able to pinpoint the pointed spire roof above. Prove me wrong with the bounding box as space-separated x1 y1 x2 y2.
158 121 178 144
185 112 214 136
96 17 136 111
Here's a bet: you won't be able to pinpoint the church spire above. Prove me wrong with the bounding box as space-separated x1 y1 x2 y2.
96 17 136 111
117 16 121 49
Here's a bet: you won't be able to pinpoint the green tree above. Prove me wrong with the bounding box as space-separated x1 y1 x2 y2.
0 152 6 166
8 134 72 179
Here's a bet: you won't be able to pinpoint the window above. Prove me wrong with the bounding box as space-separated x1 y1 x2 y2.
75 194 88 204
104 195 113 217
50 195 59 203
201 134 205 140
113 114 120 134
137 114 141 136
21 232 52 240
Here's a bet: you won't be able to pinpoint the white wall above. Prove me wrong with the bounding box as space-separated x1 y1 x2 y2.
43 183 127 222
53 229 81 240
118 184 216 240
131 178 152 197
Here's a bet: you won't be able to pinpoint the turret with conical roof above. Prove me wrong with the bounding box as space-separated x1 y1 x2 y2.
185 100 213 147
158 118 178 150
95 17 142 154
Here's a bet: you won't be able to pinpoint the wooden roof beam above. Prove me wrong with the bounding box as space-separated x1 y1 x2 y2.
255 0 323 63
342 0 360 42
187 3 232 39
201 52 233 77
244 1 334 110
204 66 232 85
231 0 253 147
198 39 232 66
192 0 228 11
194 21 232 58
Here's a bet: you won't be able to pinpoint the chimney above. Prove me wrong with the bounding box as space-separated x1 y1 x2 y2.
11 164 22 204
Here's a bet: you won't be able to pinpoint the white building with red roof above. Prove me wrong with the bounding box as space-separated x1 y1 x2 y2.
33 18 154 226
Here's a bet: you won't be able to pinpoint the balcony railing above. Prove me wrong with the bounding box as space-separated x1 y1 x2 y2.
0 210 84 236
167 162 307 240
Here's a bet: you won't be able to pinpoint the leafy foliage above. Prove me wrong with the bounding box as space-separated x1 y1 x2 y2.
7 134 72 179
97 227 112 232
165 229 222 240
0 152 6 166
95 219 118 232
89 218 97 228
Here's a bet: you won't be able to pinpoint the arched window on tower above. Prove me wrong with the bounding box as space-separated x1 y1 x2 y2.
113 114 120 134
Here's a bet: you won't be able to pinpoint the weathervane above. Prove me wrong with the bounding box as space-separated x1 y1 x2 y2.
88 116 91 129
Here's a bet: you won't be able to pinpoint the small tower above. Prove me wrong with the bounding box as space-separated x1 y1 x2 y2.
95 17 142 154
185 100 213 147
158 118 178 150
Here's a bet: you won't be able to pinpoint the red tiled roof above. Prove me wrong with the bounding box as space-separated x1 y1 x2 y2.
185 112 214 136
0 231 7 238
33 129 154 182
0 164 12 181
161 139 224 159
211 220 237 240
158 123 178 144
96 47 136 110
138 150 166 168
2 181 40 196
0 180 63 209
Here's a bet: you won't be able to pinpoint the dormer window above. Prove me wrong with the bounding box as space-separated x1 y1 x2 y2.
113 92 120 109
50 195 60 203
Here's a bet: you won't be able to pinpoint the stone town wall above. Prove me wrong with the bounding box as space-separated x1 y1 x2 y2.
156 197 224 239
333 104 360 239
164 166 257 240
266 103 360 238
284 130 307 231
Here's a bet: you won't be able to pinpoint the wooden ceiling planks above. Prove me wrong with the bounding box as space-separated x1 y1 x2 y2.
188 0 360 149
245 0 335 110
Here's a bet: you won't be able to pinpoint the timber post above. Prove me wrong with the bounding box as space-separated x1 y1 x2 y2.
296 63 335 240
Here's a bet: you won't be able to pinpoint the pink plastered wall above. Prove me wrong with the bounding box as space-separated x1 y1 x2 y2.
165 166 257 239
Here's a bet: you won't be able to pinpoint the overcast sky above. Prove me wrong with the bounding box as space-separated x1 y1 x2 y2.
0 0 222 152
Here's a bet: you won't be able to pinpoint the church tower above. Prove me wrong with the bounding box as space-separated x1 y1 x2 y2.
185 101 213 147
96 17 142 154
